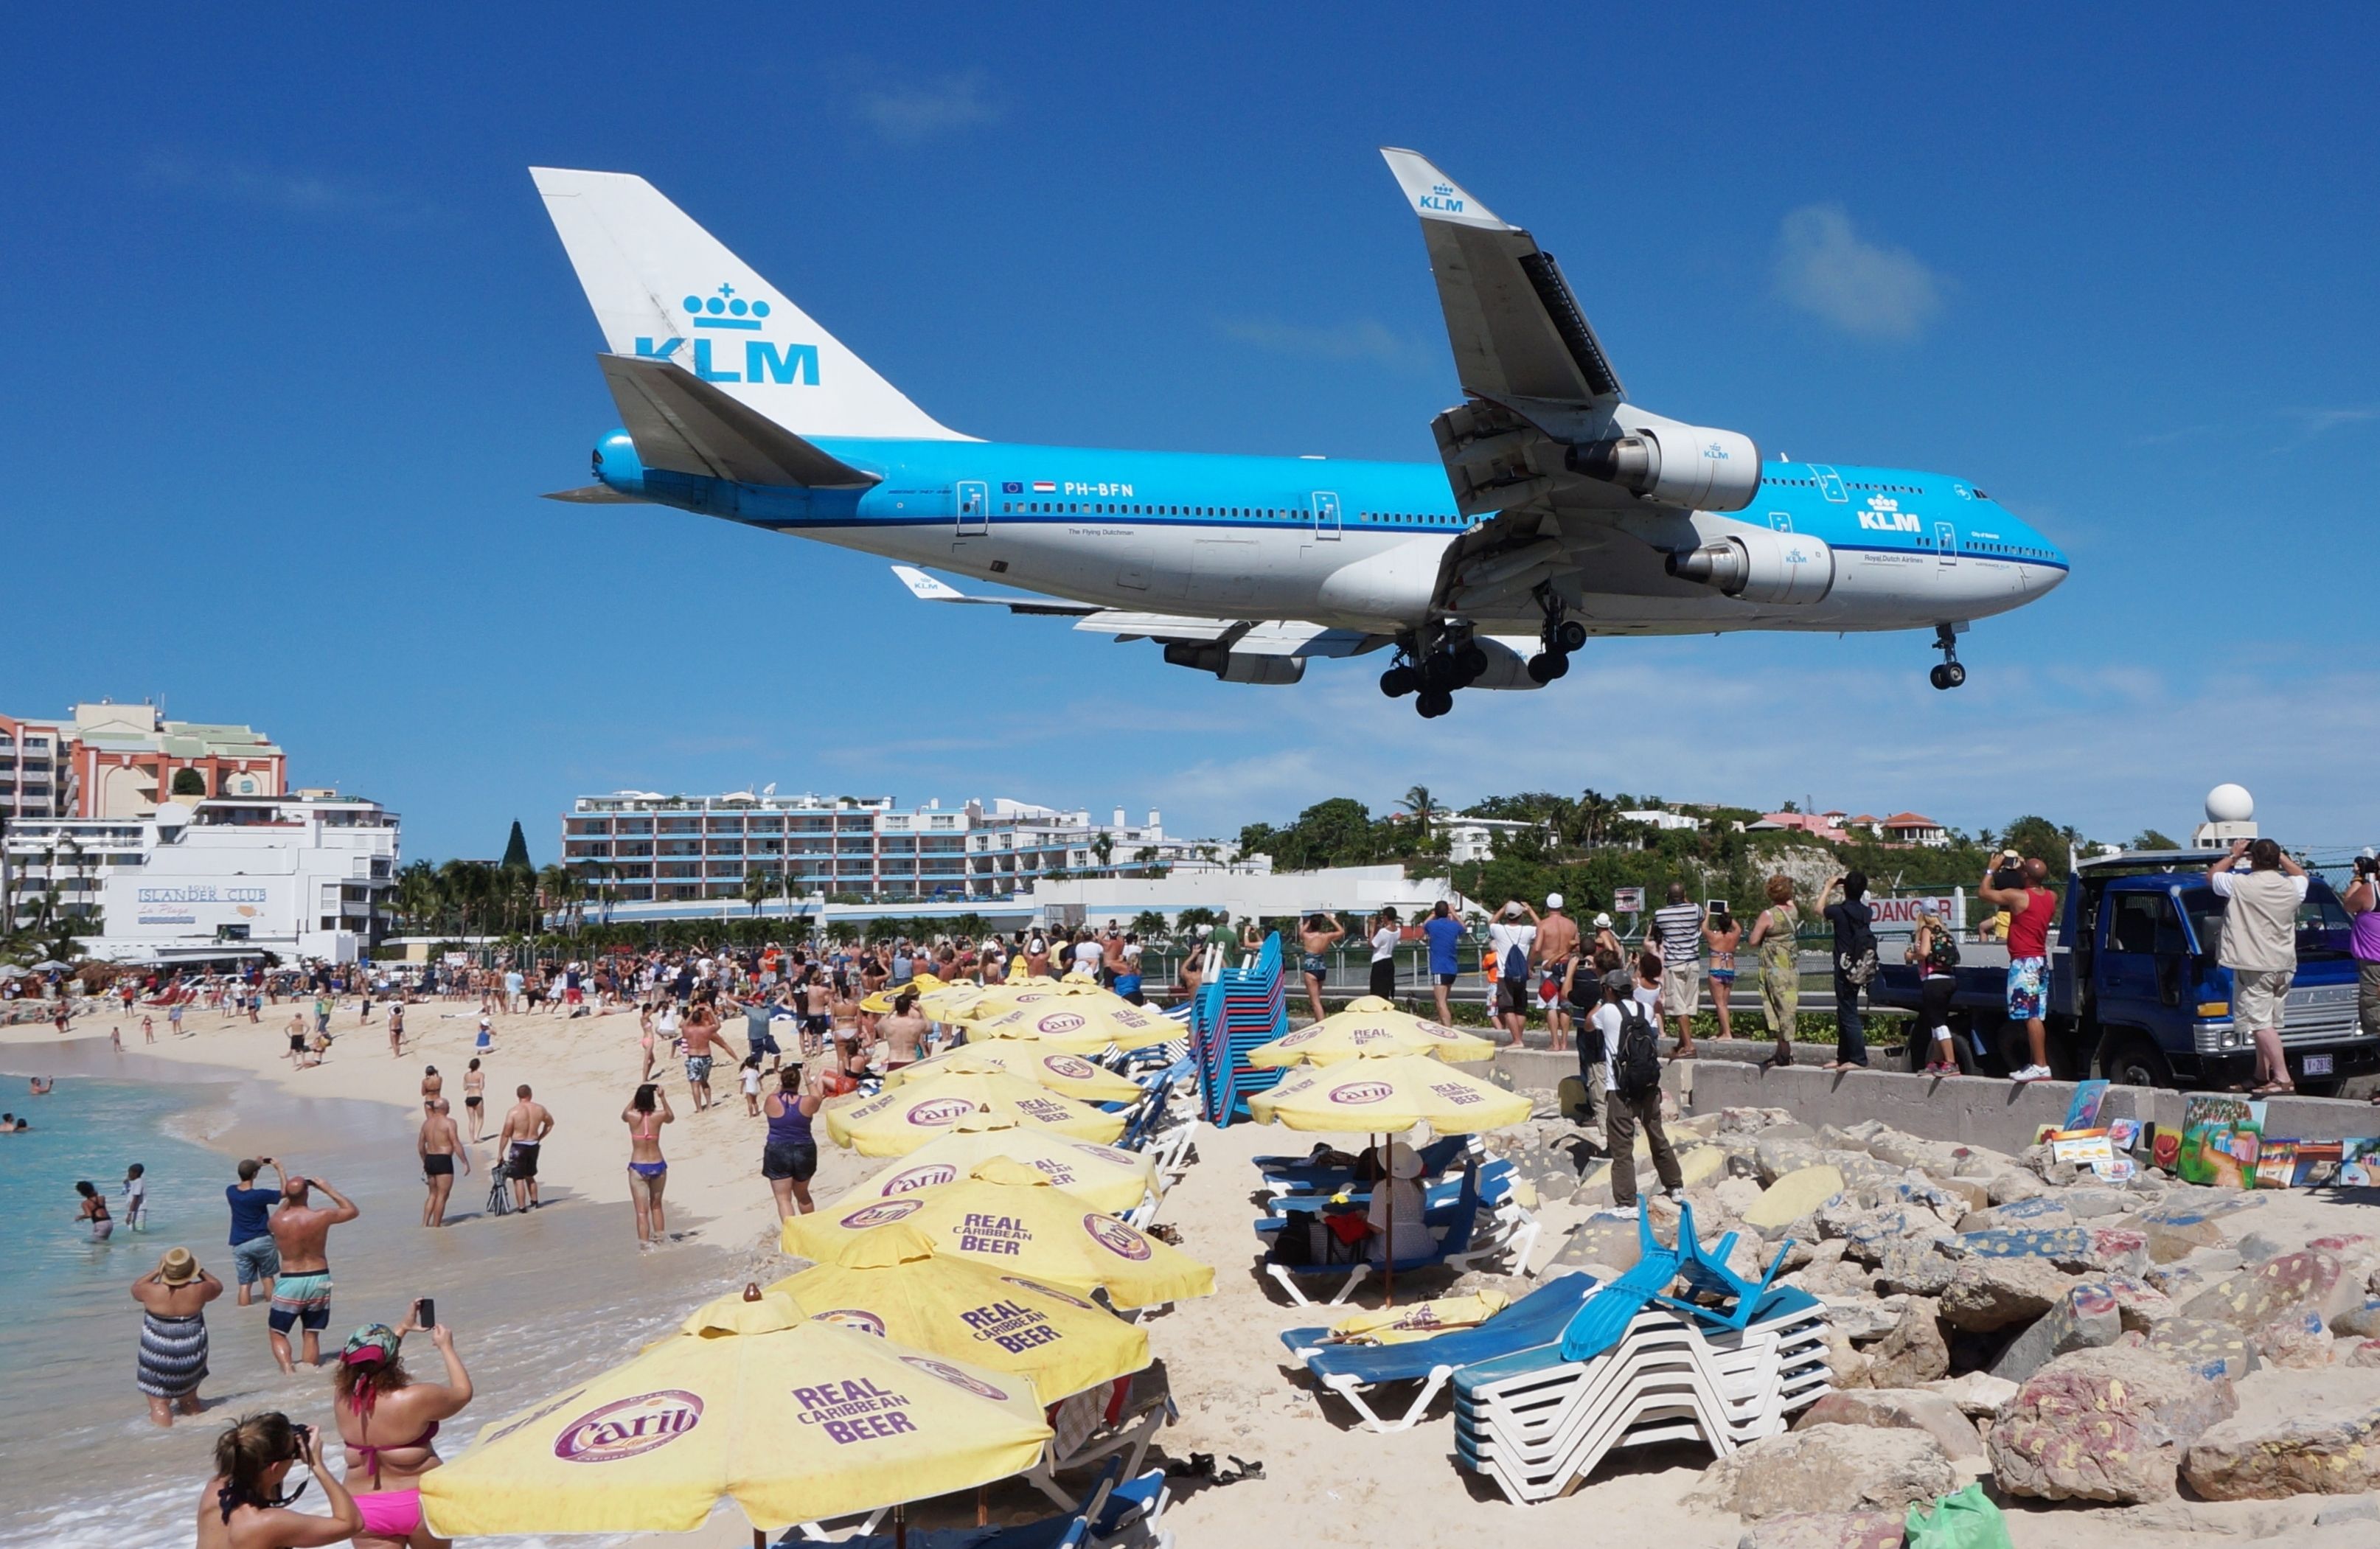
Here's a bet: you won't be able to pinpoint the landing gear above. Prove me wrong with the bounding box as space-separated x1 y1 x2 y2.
1928 624 1968 690
1527 598 1584 684
1416 689 1455 719
1526 651 1569 683
1380 663 1419 698
1380 631 1491 717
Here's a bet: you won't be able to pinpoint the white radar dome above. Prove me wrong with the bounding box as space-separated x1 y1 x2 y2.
2205 784 2255 824
153 801 194 830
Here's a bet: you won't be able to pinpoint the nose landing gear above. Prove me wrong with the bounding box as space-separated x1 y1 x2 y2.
1929 623 1968 690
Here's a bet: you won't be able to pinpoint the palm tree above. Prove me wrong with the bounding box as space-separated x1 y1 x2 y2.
1399 785 1438 843
1573 788 1620 849
1090 833 1114 873
742 866 776 919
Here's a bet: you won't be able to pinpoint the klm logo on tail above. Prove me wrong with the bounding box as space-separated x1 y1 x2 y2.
1419 181 1466 215
635 282 820 386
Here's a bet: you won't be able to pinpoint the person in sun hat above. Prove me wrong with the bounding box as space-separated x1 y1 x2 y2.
133 1245 220 1425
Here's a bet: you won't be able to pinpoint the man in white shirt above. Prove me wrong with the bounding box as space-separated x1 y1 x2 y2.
2208 838 2310 1095
1587 969 1683 1208
1368 908 1402 1002
1486 902 1539 1046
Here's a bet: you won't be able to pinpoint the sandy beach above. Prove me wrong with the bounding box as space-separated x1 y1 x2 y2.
11 998 2378 1549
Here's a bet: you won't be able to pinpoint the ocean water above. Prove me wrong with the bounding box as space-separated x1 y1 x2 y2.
0 1044 736 1549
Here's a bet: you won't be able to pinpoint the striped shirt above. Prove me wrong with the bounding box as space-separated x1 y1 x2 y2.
1652 902 1705 964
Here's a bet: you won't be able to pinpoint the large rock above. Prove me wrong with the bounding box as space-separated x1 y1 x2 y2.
1755 1138 1826 1186
1733 1512 1905 1549
1798 1387 1986 1464
1859 1296 1951 1388
1941 1256 2083 1332
1695 1423 1955 1520
2252 1304 2336 1369
1991 1280 2126 1383
1958 1226 2100 1271
2183 1370 2380 1500
1958 1196 2078 1233
1549 1212 1644 1275
1747 1166 1847 1231
1925 1174 1992 1214
2064 1186 2138 1220
1986 1345 2238 1503
1877 1241 1958 1298
2145 1317 2261 1382
1924 1371 2020 1417
2183 1250 2355 1330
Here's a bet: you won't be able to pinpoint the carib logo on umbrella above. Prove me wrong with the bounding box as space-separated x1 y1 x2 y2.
1082 1213 1153 1261
899 1354 1012 1403
906 1098 979 1128
881 1163 959 1194
1329 1080 1395 1106
1001 1275 1098 1311
1041 1054 1099 1080
1037 1012 1088 1035
552 1389 705 1463
839 1199 925 1230
810 1308 891 1338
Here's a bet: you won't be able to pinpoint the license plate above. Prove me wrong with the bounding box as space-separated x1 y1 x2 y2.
2303 1054 2334 1076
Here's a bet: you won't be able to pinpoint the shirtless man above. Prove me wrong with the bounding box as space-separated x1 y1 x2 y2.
265 1172 360 1371
419 1065 442 1112
680 1007 729 1113
1023 930 1053 979
1533 893 1582 1054
417 1098 468 1227
802 969 832 1061
497 1085 555 1211
880 992 929 1071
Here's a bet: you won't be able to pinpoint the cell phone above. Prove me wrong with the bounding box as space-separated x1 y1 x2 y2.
415 1297 434 1329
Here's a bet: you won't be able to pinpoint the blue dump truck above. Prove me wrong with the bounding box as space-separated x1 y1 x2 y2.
1868 850 2370 1091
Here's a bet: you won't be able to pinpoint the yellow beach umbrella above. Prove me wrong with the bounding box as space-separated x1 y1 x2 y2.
782 1160 1214 1309
1325 1289 1511 1346
419 1288 1051 1539
845 1117 1160 1215
969 1000 1177 1054
916 981 992 1021
824 1070 1125 1157
1245 1049 1532 1133
886 1045 1146 1104
767 1222 1149 1402
1247 996 1497 1068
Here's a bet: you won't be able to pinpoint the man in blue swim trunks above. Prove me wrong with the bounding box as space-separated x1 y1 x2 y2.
265 1172 358 1372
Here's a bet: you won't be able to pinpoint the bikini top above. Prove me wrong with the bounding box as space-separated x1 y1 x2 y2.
351 1420 440 1483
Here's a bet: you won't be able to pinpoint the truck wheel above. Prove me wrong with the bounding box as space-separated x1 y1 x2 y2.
2100 1034 2173 1089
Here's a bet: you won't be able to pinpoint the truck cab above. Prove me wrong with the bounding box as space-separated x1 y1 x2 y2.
2072 852 2367 1091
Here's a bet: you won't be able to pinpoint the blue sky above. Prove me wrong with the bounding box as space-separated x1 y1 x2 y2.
7 4 2378 862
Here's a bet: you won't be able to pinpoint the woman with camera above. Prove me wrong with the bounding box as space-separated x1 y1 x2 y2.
333 1312 473 1549
196 1410 362 1549
2350 854 2380 1100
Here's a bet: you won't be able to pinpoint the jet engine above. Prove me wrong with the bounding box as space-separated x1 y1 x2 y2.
1565 424 1762 512
1665 529 1835 605
1161 643 1305 685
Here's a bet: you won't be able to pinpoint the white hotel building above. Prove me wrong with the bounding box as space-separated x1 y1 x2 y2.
560 793 1239 913
4 793 399 964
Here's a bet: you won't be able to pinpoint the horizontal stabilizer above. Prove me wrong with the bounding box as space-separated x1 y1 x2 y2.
541 484 646 504
889 565 1096 617
599 355 881 489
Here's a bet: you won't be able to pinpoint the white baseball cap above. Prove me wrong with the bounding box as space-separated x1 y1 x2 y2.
1545 892 1565 910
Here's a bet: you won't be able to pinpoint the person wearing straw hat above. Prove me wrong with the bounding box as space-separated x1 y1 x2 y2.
132 1246 220 1426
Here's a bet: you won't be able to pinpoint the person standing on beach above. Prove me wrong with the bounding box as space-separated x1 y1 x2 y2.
143 1013 156 1044
1819 871 1877 1071
1979 854 2059 1085
622 1083 675 1248
1651 884 1705 1059
1747 876 1800 1068
225 1158 283 1306
132 1246 219 1426
417 1100 467 1228
1534 894 1580 1053
762 1065 824 1219
880 992 928 1071
497 1086 554 1211
680 1006 728 1113
462 1059 487 1142
265 1174 358 1372
333 1315 473 1549
1422 900 1464 1026
1297 912 1345 1023
419 1065 442 1112
386 1002 405 1059
2205 837 2309 1096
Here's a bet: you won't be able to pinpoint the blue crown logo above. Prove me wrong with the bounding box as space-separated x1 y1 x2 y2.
1431 183 1454 197
682 282 770 331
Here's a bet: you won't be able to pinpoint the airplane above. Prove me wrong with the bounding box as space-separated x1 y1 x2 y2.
535 152 2066 717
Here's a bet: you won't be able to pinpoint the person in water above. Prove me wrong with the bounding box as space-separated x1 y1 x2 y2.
133 1246 220 1427
332 1317 473 1549
622 1082 675 1249
196 1409 362 1549
77 1179 114 1241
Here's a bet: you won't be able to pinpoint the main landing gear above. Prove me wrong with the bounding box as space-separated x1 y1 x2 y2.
1381 642 1486 718
1528 617 1586 684
1929 623 1968 691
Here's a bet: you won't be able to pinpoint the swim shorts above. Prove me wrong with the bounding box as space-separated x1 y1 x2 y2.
1301 953 1329 978
422 1153 454 1177
2005 955 2048 1022
762 1141 819 1182
685 1055 714 1085
268 1269 333 1333
506 1141 541 1180
232 1234 281 1287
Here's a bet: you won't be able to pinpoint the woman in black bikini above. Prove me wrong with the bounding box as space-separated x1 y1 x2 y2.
77 1179 113 1242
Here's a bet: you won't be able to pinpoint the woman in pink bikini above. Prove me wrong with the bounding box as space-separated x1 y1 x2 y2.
622 1082 675 1250
333 1315 471 1549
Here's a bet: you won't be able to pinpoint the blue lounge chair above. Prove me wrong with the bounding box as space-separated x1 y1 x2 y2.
1559 1200 1800 1362
1253 1133 1470 1195
1276 1270 1602 1431
1262 1165 1486 1306
784 1460 1158 1549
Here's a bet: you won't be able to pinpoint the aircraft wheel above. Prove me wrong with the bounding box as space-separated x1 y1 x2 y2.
1929 664 1953 690
1380 664 1419 698
1455 644 1489 683
1416 689 1455 719
1554 620 1588 653
1526 652 1559 684
1944 661 1966 688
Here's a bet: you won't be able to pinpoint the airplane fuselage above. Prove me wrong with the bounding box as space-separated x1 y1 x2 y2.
594 430 2069 638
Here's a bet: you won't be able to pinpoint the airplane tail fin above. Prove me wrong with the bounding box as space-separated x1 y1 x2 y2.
531 167 968 442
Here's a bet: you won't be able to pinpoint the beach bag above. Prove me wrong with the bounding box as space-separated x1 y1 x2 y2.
1501 940 1528 983
1614 999 1661 1097
1905 1484 2014 1549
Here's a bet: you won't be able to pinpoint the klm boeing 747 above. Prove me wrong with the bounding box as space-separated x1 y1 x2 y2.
536 152 2065 716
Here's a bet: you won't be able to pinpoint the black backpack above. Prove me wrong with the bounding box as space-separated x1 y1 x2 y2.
1613 998 1662 1097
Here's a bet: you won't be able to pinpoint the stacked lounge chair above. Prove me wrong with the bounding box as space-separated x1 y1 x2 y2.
1189 933 1286 1124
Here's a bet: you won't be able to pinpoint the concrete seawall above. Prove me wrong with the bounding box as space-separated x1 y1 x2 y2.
1495 1047 2380 1154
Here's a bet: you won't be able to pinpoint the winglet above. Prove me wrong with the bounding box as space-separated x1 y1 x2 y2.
1379 148 1514 232
891 564 967 602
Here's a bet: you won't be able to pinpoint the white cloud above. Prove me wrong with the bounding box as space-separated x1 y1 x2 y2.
853 72 1001 144
1773 203 1944 341
1218 317 1430 370
142 152 435 223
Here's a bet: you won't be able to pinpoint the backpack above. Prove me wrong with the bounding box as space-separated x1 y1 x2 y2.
1501 940 1528 983
1613 999 1662 1097
1925 931 1961 972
